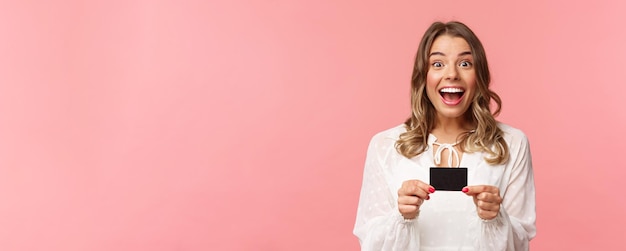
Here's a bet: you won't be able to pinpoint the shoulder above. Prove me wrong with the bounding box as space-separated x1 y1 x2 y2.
363 124 407 165
497 122 530 149
370 124 406 143
366 124 406 152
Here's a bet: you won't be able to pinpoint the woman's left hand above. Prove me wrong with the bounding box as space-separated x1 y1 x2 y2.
462 185 502 220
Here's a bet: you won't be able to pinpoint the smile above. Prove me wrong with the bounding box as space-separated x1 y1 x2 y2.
439 87 465 105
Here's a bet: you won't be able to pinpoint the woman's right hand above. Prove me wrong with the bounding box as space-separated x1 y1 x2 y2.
398 180 435 219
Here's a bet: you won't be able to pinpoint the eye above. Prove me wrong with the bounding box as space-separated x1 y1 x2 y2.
432 62 444 68
459 61 472 67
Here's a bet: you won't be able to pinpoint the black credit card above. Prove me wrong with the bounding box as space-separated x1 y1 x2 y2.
430 167 467 191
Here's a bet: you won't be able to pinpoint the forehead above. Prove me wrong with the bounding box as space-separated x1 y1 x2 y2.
429 35 471 55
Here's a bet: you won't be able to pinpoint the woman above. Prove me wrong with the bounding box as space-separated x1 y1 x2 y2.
353 21 536 250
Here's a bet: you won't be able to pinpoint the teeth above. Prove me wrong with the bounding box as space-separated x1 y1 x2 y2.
439 87 464 93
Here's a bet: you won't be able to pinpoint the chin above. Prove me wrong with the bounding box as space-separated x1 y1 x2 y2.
437 108 470 119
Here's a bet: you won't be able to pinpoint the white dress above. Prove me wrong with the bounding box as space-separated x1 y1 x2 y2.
353 123 536 251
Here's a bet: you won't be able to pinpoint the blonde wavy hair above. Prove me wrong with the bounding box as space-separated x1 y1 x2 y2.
395 21 509 165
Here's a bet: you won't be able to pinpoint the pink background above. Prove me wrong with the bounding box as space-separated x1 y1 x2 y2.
0 1 625 250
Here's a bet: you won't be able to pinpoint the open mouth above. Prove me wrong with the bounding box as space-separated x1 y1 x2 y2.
439 87 465 105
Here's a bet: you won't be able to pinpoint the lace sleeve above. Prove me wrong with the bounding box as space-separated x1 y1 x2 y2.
353 132 420 250
475 133 536 251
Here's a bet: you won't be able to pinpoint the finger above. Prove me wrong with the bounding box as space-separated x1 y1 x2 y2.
477 192 502 203
399 180 435 198
462 185 499 196
477 208 498 220
406 179 435 194
398 195 422 206
417 182 436 194
476 200 500 211
398 204 419 216
410 187 429 200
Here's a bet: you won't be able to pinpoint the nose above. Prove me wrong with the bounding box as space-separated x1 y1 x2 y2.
445 65 459 80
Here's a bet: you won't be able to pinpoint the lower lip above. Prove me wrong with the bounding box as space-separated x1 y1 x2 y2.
441 95 464 106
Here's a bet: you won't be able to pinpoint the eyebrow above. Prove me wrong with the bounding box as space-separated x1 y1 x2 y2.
429 51 472 57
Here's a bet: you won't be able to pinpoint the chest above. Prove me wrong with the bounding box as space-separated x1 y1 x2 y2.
383 148 509 199
432 144 464 167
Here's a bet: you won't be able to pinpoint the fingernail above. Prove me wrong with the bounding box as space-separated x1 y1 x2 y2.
462 187 469 193
428 187 435 193
426 195 430 200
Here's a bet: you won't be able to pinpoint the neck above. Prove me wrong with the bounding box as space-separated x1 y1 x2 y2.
431 116 473 143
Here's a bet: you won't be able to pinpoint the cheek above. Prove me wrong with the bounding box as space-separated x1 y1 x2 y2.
425 74 438 99
463 72 478 93
426 71 440 90
426 71 438 84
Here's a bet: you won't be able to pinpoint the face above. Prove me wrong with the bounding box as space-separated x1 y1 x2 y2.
426 35 477 122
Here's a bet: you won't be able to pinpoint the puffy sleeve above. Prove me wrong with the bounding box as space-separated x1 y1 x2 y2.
476 133 537 251
353 133 420 250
